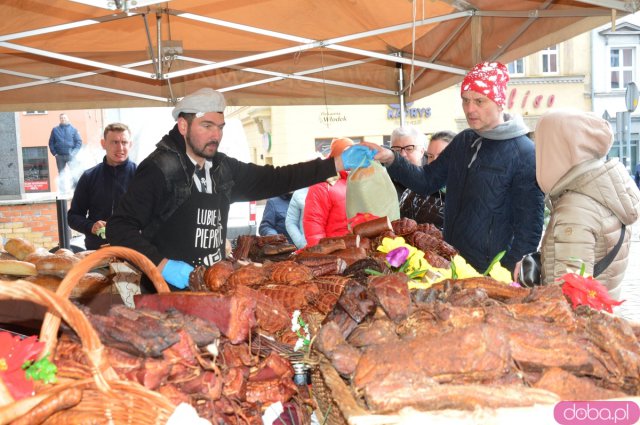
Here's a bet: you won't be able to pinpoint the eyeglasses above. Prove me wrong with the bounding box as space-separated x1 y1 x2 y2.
390 144 417 153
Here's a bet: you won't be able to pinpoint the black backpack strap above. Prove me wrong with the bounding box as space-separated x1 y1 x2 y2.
593 225 626 278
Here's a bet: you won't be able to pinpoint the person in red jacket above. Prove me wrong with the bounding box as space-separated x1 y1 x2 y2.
303 138 354 247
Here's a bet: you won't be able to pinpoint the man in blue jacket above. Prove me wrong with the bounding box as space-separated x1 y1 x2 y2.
362 62 544 275
49 113 83 192
68 123 136 250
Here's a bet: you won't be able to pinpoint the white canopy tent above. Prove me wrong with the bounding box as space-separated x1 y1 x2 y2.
0 0 637 111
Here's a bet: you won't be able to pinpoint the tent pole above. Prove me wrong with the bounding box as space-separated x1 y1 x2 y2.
397 61 406 127
156 13 163 79
142 14 160 78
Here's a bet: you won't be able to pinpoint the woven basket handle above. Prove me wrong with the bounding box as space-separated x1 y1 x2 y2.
40 246 171 357
0 281 114 395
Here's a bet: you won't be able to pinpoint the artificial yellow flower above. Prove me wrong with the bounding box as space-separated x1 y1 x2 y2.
406 249 429 276
378 237 419 261
451 255 482 279
377 236 407 253
489 263 513 283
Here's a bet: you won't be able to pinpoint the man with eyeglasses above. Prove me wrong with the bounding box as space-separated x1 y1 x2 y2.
399 130 455 228
362 62 544 277
68 123 136 250
389 125 428 199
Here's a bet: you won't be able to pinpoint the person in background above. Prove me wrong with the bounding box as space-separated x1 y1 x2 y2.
286 187 309 249
303 138 354 247
389 125 428 199
533 109 640 299
49 112 83 193
68 123 136 250
107 88 374 291
259 193 293 244
635 163 640 189
361 62 544 275
399 130 455 228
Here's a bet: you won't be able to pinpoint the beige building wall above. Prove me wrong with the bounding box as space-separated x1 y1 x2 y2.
19 109 104 193
238 31 593 167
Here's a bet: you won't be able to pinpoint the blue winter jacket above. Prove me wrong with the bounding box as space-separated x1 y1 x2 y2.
259 194 293 243
49 123 82 156
286 187 309 249
68 157 136 250
387 115 544 272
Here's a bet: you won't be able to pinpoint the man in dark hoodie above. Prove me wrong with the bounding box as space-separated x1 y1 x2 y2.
107 88 374 291
361 62 544 275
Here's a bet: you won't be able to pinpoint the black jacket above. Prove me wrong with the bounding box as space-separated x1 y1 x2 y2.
107 125 337 265
68 157 136 250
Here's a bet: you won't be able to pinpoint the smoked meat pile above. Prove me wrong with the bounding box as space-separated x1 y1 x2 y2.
315 275 640 414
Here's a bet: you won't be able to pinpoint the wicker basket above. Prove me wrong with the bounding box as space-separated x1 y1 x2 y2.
310 353 367 425
40 246 170 356
0 246 175 425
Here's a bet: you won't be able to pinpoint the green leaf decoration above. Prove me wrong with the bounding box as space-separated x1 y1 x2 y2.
399 260 410 273
22 354 57 384
450 260 458 280
364 268 383 276
483 250 506 276
407 269 427 279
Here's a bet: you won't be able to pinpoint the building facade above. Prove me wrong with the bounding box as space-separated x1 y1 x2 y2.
232 31 593 168
592 14 640 173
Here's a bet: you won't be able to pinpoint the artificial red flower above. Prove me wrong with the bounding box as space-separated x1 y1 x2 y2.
0 333 44 400
347 213 380 229
560 273 624 313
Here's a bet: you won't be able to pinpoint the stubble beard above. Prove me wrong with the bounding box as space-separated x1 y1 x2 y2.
186 127 218 160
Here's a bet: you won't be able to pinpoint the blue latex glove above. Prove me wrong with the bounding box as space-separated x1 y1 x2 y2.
161 260 194 289
341 145 376 170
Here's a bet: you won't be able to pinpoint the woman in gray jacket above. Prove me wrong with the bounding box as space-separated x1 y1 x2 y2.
535 109 640 299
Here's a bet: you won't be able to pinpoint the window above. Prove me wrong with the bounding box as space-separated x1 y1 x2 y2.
315 137 363 157
610 47 634 90
541 45 558 74
22 147 50 192
507 59 525 76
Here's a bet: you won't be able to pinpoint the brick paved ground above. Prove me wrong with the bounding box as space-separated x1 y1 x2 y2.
614 225 640 323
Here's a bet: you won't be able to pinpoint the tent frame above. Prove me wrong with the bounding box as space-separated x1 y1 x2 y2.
0 0 637 114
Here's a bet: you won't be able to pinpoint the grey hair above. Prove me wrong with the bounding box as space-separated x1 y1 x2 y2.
390 125 428 148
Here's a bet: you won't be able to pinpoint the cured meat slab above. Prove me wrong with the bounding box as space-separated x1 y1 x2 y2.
135 293 257 344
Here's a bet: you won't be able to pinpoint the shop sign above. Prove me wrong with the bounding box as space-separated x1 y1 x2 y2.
24 180 49 192
319 111 347 124
507 88 555 110
387 102 432 120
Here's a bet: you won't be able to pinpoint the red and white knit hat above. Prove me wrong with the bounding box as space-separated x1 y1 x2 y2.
460 62 510 107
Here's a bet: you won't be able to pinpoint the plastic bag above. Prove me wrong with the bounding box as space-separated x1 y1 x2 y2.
518 251 542 287
346 161 400 223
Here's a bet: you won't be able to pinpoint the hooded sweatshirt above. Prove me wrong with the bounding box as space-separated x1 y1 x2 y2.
535 110 640 298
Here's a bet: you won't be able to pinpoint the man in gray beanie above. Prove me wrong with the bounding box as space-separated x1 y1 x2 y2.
107 87 375 291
